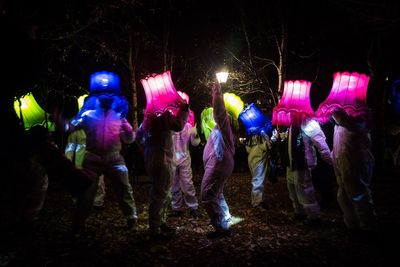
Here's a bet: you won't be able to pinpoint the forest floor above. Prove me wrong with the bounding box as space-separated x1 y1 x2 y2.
1 167 399 267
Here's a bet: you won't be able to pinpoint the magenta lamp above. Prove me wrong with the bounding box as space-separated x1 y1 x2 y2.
316 72 370 123
177 90 195 127
140 71 183 116
272 80 314 126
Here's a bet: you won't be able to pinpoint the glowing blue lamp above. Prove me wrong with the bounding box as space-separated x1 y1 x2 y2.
239 103 272 136
90 71 121 95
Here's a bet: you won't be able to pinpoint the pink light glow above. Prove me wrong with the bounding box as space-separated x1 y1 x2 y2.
316 72 370 123
177 91 195 127
140 71 183 116
272 80 314 126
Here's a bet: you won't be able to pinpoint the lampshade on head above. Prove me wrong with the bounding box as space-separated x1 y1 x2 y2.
272 80 314 127
140 71 184 117
315 72 370 123
177 91 189 104
201 107 216 141
239 103 271 136
223 93 244 119
177 90 195 126
89 71 121 95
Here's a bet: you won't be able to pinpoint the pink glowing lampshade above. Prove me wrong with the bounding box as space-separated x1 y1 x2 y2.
316 72 370 123
177 90 195 127
140 71 184 116
272 80 314 126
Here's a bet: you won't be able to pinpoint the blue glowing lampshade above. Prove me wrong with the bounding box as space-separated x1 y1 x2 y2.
90 71 121 95
239 103 271 136
201 107 216 140
14 92 46 129
391 80 400 116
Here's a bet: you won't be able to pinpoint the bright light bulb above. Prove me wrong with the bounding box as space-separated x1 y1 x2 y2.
216 72 229 83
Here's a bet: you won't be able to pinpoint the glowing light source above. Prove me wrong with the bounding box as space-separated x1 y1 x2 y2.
14 92 46 129
216 71 229 83
177 91 195 127
90 71 121 95
239 103 272 136
315 72 370 123
200 107 216 140
77 94 88 110
223 92 244 119
272 80 314 126
391 80 400 116
140 71 183 116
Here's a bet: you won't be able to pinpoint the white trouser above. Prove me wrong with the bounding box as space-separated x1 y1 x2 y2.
250 160 268 207
286 167 320 219
334 152 377 230
74 152 137 227
171 157 199 211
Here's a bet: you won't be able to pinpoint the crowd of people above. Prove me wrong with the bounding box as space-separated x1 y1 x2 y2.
6 71 380 244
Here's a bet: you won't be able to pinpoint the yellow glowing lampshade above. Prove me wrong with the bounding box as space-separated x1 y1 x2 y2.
78 94 88 110
14 92 46 129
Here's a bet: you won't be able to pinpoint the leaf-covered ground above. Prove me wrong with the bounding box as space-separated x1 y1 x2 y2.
1 168 399 267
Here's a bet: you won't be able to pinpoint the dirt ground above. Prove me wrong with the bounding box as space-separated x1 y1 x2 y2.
1 166 399 267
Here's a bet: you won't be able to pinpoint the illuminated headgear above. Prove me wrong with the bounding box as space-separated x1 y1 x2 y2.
316 72 370 123
239 103 272 136
272 80 314 126
90 71 121 95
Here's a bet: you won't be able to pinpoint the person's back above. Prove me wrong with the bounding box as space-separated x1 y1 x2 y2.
201 83 235 238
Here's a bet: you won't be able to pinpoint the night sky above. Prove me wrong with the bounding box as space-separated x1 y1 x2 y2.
2 0 400 113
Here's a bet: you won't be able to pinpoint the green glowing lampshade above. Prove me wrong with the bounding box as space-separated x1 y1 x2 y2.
14 92 46 129
223 93 244 119
201 107 216 141
78 94 88 110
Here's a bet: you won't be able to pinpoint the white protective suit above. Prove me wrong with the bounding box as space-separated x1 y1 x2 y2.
245 133 271 207
171 123 201 211
332 110 377 230
201 84 235 232
70 99 137 228
137 105 188 235
286 119 332 219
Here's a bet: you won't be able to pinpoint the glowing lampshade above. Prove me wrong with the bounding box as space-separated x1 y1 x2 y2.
14 92 46 129
223 92 244 119
391 80 400 116
77 94 88 110
201 107 216 140
141 71 183 116
177 91 195 127
216 72 229 83
239 103 271 136
272 80 314 126
316 72 370 123
90 71 121 95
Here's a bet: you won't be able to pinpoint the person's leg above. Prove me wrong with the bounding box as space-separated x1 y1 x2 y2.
295 169 320 220
93 175 105 208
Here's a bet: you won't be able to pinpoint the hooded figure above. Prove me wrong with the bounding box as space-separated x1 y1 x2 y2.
136 102 189 240
331 108 377 233
68 93 138 232
201 83 235 238
170 122 202 217
286 115 332 224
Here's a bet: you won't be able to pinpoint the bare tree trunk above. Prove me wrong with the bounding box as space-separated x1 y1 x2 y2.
368 38 387 174
128 33 139 130
163 0 172 71
277 19 287 95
